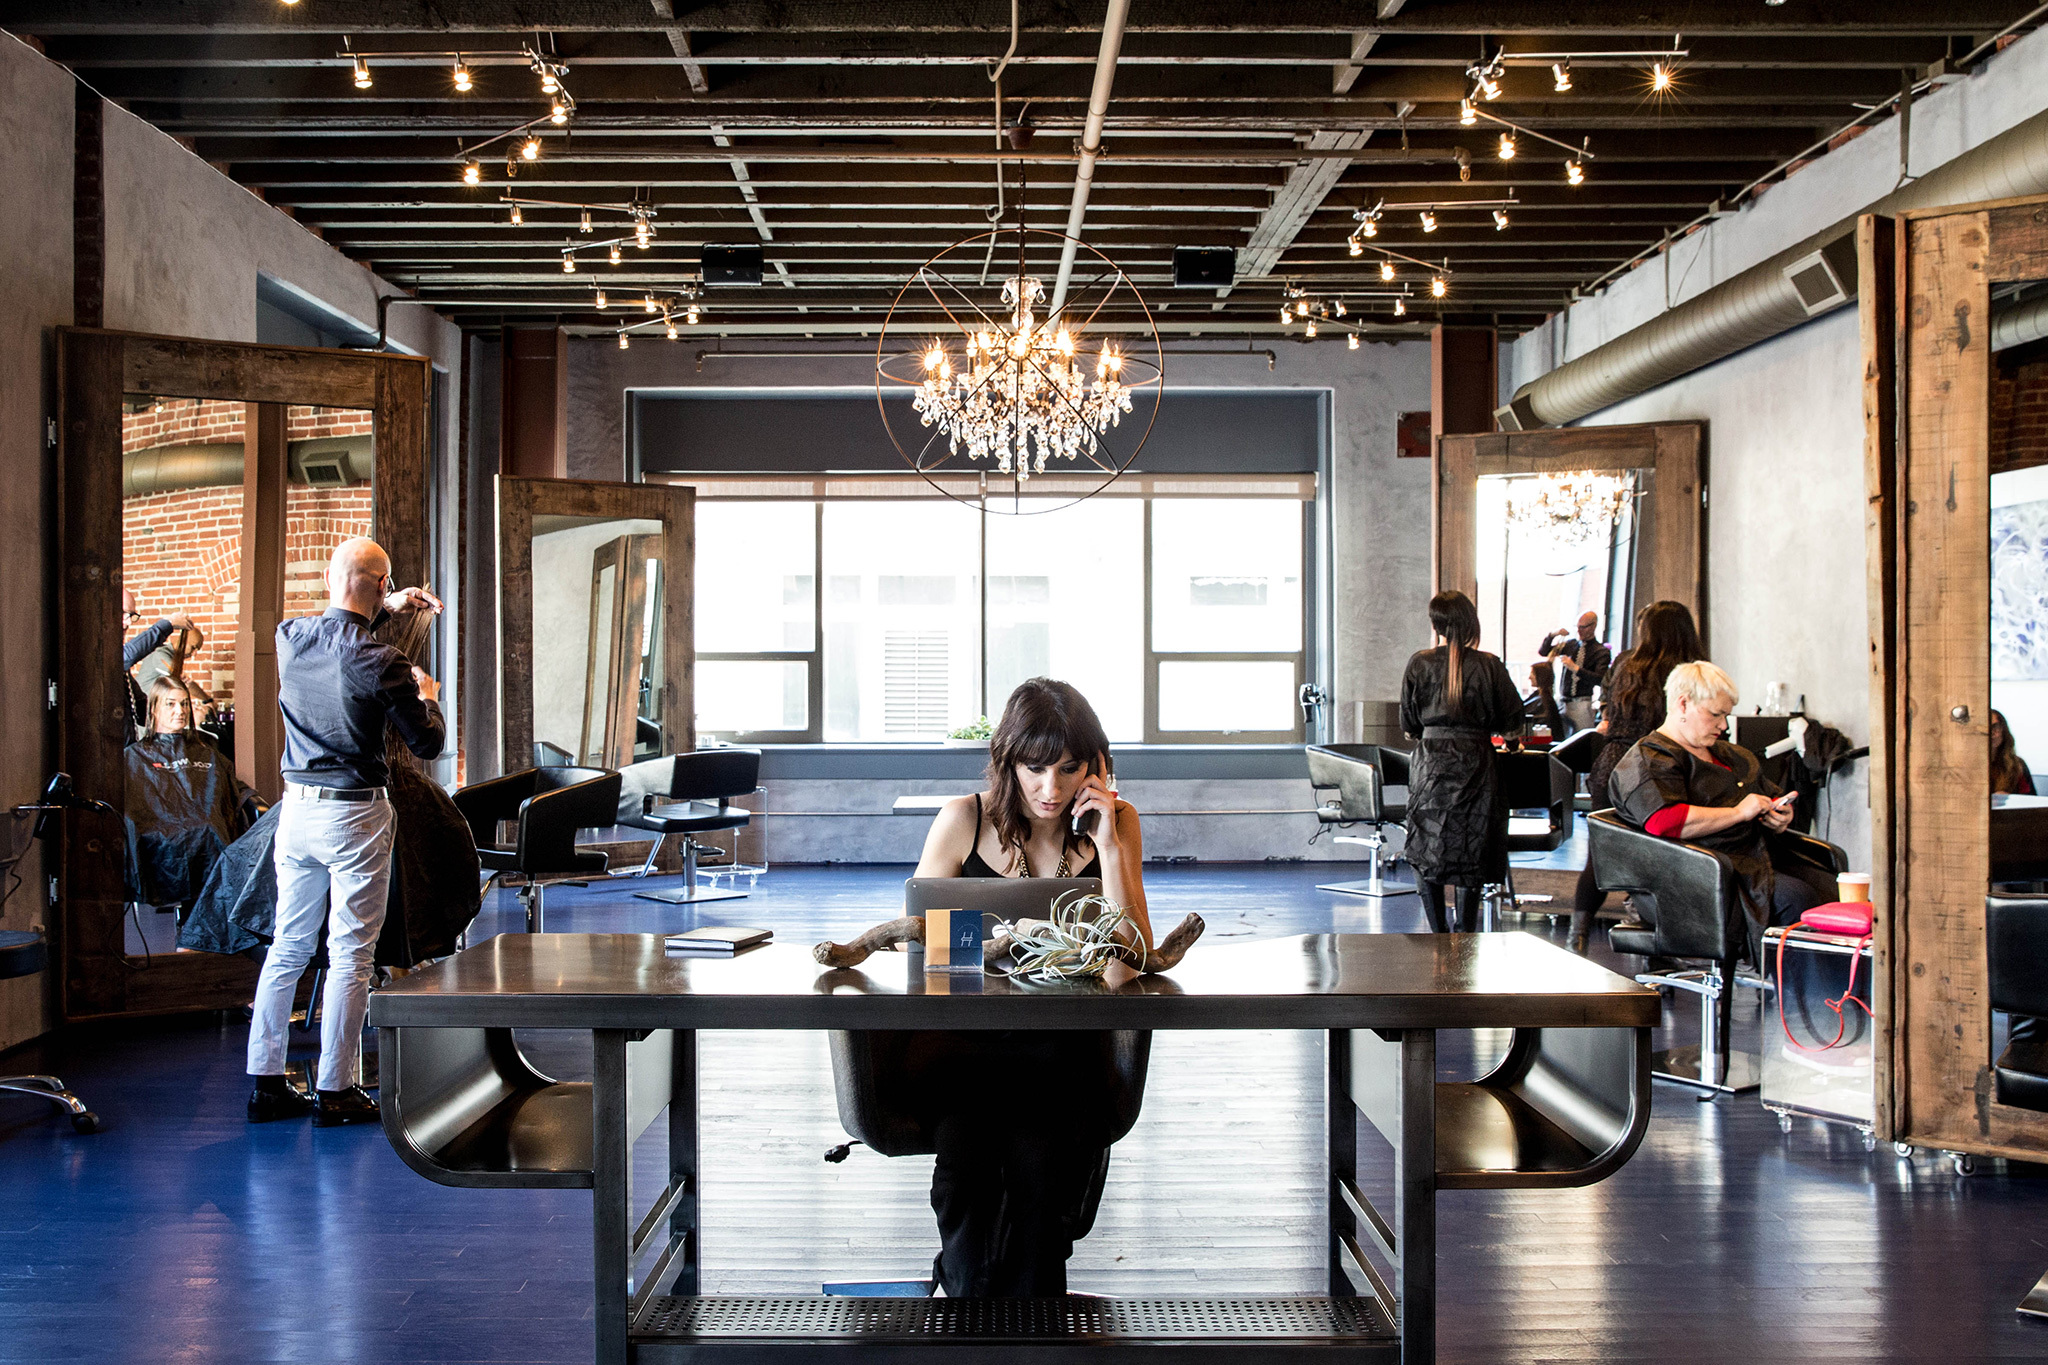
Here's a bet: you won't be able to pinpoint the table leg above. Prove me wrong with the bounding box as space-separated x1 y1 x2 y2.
670 1030 699 1297
1327 1028 1358 1298
592 1029 631 1365
1398 1028 1437 1365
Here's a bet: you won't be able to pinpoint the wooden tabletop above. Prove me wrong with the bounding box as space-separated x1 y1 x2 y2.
369 932 1660 1032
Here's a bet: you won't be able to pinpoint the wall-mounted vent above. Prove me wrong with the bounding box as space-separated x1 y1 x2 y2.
1781 243 1854 317
300 454 351 487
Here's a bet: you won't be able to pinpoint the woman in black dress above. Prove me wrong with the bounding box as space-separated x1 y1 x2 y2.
1565 600 1702 953
1400 590 1523 934
908 678 1149 1297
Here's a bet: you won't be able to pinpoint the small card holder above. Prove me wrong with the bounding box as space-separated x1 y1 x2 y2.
923 907 983 973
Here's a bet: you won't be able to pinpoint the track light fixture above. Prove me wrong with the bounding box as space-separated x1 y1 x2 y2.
1494 209 1510 231
562 249 576 273
609 243 622 264
1347 332 1360 350
1305 318 1318 338
1498 133 1517 161
352 55 372 89
595 289 608 309
453 59 473 92
1349 238 1363 257
521 137 541 161
1567 158 1585 186
1394 297 1406 317
618 331 630 349
666 313 679 341
1296 299 1309 317
461 160 481 185
1419 211 1437 233
580 209 593 232
1456 148 1472 183
551 97 572 125
1460 99 1477 126
1334 300 1346 317
1650 61 1674 93
1553 62 1571 92
1362 217 1378 238
509 203 522 224
686 304 700 325
1381 261 1396 282
1432 275 1447 298
645 293 659 313
1279 307 1291 325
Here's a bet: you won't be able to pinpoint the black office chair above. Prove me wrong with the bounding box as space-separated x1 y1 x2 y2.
828 1028 1151 1245
616 749 762 906
1552 727 1608 814
453 765 623 933
1987 894 2048 1113
0 932 99 1133
1479 751 1576 930
1589 809 1846 1094
1306 743 1414 899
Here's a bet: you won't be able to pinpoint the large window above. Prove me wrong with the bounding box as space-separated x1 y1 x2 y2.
688 478 1313 744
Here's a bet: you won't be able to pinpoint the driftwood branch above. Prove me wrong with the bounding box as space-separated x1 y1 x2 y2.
813 915 923 967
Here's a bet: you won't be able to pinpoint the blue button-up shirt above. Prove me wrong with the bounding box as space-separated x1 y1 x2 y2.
277 607 445 789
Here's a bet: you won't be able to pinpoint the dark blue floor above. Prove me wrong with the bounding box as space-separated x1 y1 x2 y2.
8 862 2048 1363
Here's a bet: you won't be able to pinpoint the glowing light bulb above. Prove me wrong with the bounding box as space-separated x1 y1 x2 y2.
1651 62 1673 92
1296 299 1309 316
461 161 481 186
453 61 473 92
1552 62 1571 93
1566 159 1584 186
1419 212 1437 233
1498 133 1516 161
595 290 607 310
1460 99 1476 126
924 346 944 372
1362 218 1377 238
1056 328 1074 356
561 251 575 274
551 99 570 125
1394 297 1406 317
509 203 523 225
1334 300 1346 317
1347 332 1360 350
580 209 592 233
1480 75 1501 101
521 138 540 161
1380 261 1395 282
685 305 699 325
1431 275 1447 298
645 294 658 312
352 57 371 90
1280 308 1292 325
666 317 678 341
618 331 629 350
1349 238 1363 257
1493 209 1510 231
1305 319 1318 338
540 69 559 94
609 244 622 265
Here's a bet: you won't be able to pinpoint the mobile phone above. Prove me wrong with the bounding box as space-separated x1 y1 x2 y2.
1771 791 1797 809
1071 758 1112 837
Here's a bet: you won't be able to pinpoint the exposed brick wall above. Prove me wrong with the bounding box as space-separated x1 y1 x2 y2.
1991 356 2048 475
121 400 374 707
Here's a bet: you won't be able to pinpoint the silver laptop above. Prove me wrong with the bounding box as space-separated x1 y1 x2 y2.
903 877 1103 934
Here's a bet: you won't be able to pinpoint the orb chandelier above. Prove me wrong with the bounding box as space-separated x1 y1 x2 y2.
1505 470 1635 545
877 225 1162 513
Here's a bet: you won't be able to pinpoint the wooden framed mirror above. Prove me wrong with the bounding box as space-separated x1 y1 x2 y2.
495 477 694 774
1861 197 2048 1159
57 328 430 1022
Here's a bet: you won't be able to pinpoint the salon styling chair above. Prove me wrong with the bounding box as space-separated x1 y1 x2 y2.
616 749 761 906
1482 751 1576 930
453 766 622 934
1986 894 2048 1113
1589 810 1846 1094
0 932 99 1133
1307 744 1414 899
828 1029 1151 1244
1552 727 1607 814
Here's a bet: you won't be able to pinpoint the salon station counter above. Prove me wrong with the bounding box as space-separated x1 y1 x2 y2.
369 932 1660 1365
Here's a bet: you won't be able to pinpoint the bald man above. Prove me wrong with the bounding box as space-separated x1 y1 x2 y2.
1545 611 1611 734
246 537 444 1126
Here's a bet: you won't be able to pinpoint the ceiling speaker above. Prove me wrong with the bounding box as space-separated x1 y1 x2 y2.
701 245 765 286
1173 246 1236 288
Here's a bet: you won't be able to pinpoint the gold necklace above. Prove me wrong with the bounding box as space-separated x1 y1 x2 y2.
1007 841 1071 879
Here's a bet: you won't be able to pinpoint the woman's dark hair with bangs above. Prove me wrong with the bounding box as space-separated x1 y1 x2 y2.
985 678 1111 865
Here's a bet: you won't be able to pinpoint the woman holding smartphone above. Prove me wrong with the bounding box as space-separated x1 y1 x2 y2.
907 678 1150 1298
1607 661 1837 960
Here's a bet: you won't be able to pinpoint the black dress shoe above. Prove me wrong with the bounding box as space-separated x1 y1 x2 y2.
247 1085 315 1124
313 1086 381 1127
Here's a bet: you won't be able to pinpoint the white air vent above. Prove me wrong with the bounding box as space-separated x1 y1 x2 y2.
300 454 350 487
882 631 949 737
1782 248 1850 317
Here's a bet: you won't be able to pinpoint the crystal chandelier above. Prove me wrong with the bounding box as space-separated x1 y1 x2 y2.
912 274 1134 480
1505 471 1634 545
878 225 1162 513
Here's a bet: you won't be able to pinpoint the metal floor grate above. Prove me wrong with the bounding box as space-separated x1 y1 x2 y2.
636 1296 1396 1341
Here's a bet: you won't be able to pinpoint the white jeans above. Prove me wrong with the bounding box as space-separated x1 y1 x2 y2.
246 793 395 1092
1563 698 1598 733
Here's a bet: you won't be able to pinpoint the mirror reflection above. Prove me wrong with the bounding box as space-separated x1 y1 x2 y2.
530 513 665 768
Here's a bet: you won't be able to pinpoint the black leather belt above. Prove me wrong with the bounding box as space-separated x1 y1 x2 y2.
285 781 389 803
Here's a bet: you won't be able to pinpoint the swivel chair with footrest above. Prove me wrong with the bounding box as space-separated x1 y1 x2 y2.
0 932 99 1133
1306 744 1413 900
1589 810 1846 1094
453 765 623 934
616 750 761 906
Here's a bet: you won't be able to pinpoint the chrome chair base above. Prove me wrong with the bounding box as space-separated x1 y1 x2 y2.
1650 1044 1762 1095
2019 1266 2048 1319
1319 832 1414 899
0 1074 100 1132
628 831 750 905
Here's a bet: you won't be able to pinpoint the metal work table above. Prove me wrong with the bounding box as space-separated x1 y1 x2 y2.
371 932 1659 1365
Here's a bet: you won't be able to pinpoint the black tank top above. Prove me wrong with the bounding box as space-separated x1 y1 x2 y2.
958 793 1103 880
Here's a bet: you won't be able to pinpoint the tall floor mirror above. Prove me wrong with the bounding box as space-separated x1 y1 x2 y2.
496 477 694 773
58 329 429 1021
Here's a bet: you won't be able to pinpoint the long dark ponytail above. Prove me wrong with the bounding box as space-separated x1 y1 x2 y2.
1427 590 1482 713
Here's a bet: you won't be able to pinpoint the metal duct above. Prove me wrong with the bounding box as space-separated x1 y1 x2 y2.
1994 291 2048 352
1507 106 2048 429
122 436 376 497
1047 0 1131 317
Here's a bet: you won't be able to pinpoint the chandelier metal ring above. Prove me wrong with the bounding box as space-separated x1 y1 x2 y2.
875 226 1164 516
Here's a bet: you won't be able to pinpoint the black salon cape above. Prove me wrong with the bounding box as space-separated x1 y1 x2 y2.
1399 645 1524 885
123 733 259 909
178 761 482 968
1606 731 1787 925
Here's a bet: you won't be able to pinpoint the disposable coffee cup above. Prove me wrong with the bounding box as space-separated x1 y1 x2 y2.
1837 872 1872 904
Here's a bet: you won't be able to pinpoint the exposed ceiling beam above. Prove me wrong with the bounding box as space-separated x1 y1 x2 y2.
1334 0 1406 95
645 0 709 94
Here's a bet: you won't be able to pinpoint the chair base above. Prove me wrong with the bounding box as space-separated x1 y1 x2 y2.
0 1075 101 1133
634 883 749 905
2020 1266 2048 1319
1651 1044 1762 1095
1316 877 1416 900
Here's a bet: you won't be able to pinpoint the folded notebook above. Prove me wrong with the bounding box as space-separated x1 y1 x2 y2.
664 925 773 953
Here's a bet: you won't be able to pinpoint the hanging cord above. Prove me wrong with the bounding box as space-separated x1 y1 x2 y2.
1775 928 1873 1053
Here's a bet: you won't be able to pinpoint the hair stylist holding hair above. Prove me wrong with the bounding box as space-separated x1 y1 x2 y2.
908 678 1149 1298
1400 590 1524 934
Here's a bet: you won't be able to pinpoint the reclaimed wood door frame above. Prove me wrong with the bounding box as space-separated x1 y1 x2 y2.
57 328 430 1022
1863 196 2048 1158
495 476 695 775
1434 422 1705 649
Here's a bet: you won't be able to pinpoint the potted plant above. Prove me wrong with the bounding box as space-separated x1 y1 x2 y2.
943 716 992 747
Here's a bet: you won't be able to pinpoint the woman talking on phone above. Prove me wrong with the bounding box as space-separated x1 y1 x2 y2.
908 677 1149 1298
1607 661 1837 960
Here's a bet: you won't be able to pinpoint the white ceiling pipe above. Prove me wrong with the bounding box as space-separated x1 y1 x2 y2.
1509 106 2048 428
1047 0 1132 319
1995 290 2048 352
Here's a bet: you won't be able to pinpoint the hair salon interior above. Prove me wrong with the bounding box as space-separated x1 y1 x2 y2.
7 2 2048 1362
